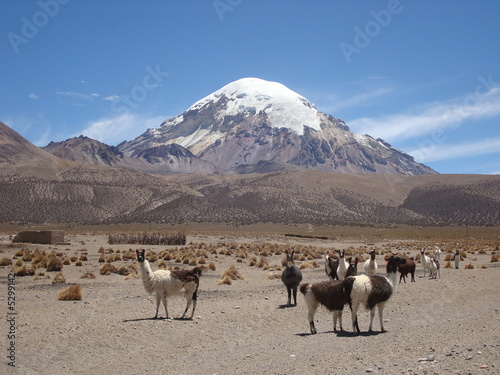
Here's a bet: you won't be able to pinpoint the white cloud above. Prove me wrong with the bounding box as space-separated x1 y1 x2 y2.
28 93 39 100
78 113 165 145
348 86 500 142
103 95 121 103
90 93 100 98
324 87 394 113
315 86 394 114
409 137 500 163
56 91 95 101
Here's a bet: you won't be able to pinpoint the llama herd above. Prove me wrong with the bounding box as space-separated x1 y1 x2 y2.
135 246 446 335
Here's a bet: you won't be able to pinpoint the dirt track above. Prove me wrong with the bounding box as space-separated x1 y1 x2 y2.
0 232 499 375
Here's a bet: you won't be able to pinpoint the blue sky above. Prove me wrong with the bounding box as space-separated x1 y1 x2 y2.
1 0 499 174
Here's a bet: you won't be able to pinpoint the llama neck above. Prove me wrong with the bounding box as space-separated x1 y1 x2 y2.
138 260 154 293
139 259 152 274
386 271 398 289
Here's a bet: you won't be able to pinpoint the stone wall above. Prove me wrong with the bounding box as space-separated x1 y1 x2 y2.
12 230 65 245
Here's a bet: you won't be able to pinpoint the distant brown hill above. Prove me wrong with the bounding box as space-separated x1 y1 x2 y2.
0 122 498 226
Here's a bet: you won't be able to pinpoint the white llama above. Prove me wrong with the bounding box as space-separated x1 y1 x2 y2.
136 249 201 320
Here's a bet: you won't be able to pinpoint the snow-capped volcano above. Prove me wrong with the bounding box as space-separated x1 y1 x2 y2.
119 78 436 175
188 77 321 136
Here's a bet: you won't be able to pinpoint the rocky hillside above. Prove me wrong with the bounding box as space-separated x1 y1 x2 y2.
43 136 215 174
1 122 497 226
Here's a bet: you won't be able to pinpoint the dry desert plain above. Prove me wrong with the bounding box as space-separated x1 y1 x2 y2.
0 224 499 375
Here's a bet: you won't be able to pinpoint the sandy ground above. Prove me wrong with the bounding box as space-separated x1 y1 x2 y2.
0 232 499 375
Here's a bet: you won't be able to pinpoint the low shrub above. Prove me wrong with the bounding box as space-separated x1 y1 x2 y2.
58 284 82 301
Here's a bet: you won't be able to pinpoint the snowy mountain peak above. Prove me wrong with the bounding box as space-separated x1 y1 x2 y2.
188 77 321 135
119 78 437 175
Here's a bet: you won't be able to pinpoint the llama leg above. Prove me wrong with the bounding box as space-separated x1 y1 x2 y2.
189 288 198 319
333 310 343 331
378 302 386 332
368 308 376 332
350 304 360 333
292 286 298 306
306 300 318 334
287 286 292 306
181 284 197 319
154 293 161 319
162 294 170 319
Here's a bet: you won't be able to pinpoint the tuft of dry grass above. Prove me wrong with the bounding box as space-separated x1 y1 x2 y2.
480 265 488 269
80 272 96 279
299 260 318 270
47 256 63 272
125 272 140 280
444 254 453 261
219 265 244 284
100 263 118 275
52 272 66 284
444 261 451 268
268 272 281 280
0 257 12 266
12 265 28 276
75 260 83 267
464 263 474 269
218 275 232 285
256 256 269 269
209 261 216 271
491 254 499 262
58 284 82 301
